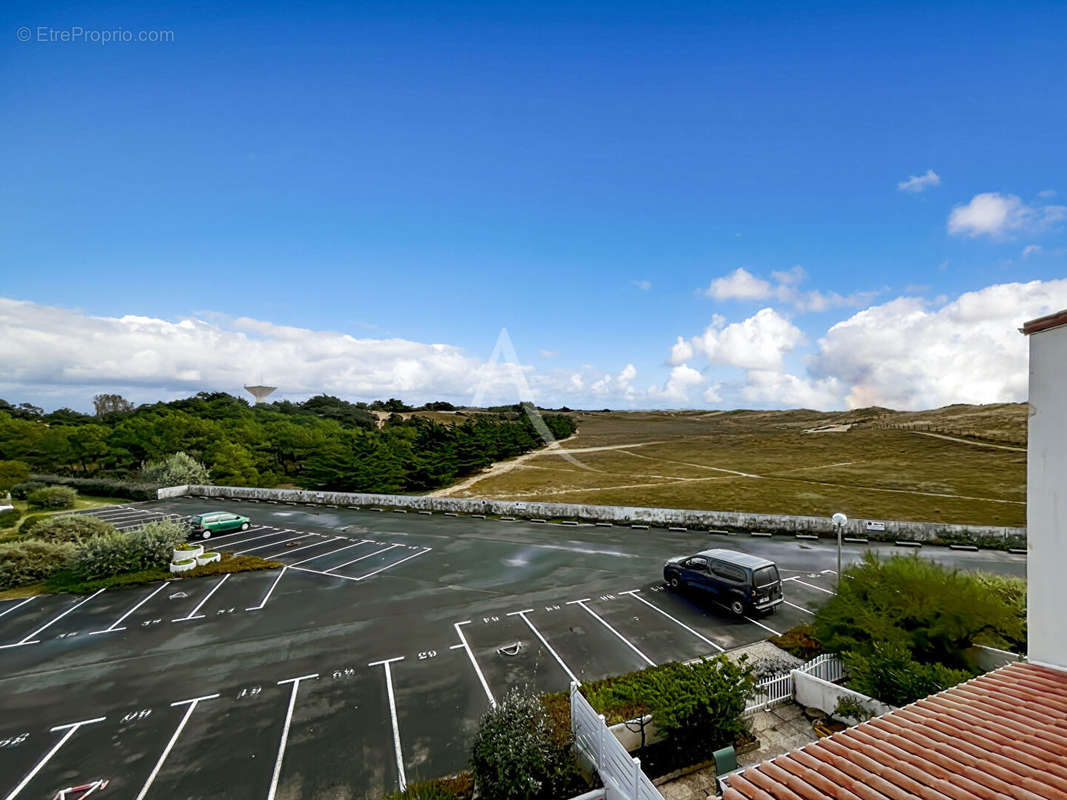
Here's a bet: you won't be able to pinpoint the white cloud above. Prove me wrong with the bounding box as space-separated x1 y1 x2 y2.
632 280 652 291
808 279 1067 409
648 364 704 404
741 370 843 409
704 268 772 301
669 336 695 365
0 297 518 407
897 169 941 193
947 192 1067 238
539 349 558 358
703 383 723 403
1038 189 1057 199
691 308 805 370
702 267 878 312
1023 244 1042 257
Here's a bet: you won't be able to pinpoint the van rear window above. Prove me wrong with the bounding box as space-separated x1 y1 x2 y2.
754 566 780 587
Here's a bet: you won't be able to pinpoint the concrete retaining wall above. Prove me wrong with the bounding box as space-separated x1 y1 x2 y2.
158 484 1025 544
792 671 893 725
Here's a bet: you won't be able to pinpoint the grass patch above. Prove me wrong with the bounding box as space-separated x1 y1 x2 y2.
2 494 132 536
444 406 1027 527
42 553 282 595
384 774 473 800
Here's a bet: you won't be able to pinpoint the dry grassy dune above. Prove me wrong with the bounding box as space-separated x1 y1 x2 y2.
433 404 1027 527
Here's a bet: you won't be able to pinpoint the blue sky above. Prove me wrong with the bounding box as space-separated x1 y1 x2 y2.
2 1 1066 411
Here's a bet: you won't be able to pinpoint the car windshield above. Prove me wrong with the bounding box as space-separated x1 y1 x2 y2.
753 565 780 587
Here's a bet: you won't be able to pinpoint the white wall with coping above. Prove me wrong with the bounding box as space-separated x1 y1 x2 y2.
792 670 893 725
157 484 1024 543
968 644 1024 672
1026 321 1067 669
157 484 190 499
608 715 663 751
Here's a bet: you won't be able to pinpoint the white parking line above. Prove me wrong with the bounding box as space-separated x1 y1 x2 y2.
134 694 219 800
287 540 367 567
567 599 656 667
91 582 169 634
246 567 288 611
369 657 408 792
288 566 362 582
212 529 290 550
0 596 35 620
789 578 835 595
262 535 342 560
172 575 230 622
507 609 579 683
619 590 725 653
0 588 107 649
191 525 274 545
234 533 308 555
268 674 319 800
454 621 496 707
322 542 387 573
782 600 814 615
3 716 106 800
743 615 781 636
354 547 432 581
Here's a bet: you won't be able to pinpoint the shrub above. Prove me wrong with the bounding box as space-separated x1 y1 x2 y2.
384 775 472 800
31 515 115 544
470 688 586 800
813 553 1022 669
30 474 158 501
0 507 21 529
769 624 823 661
17 513 52 536
27 486 78 510
140 452 211 487
845 642 973 707
70 521 186 580
10 481 47 500
0 539 78 589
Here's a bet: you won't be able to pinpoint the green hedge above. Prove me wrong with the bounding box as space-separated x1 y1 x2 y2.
0 508 21 529
18 513 52 536
0 539 78 589
10 481 47 500
69 521 185 581
27 486 78 510
30 515 116 544
29 474 159 501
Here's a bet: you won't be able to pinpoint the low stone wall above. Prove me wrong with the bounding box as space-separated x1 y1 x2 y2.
158 484 1025 545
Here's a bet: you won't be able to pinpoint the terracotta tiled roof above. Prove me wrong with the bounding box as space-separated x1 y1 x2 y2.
723 662 1067 800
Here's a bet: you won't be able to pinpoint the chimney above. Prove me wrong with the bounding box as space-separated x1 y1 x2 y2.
1022 309 1067 669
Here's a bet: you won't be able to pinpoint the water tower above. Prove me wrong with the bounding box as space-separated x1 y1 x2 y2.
244 385 277 405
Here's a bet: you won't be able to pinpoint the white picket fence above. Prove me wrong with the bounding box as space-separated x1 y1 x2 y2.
571 682 662 800
744 654 844 713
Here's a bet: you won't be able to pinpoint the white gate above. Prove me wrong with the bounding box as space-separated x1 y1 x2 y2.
570 683 662 800
744 654 845 713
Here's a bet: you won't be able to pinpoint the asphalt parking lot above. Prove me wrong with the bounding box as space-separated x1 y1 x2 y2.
0 498 1026 799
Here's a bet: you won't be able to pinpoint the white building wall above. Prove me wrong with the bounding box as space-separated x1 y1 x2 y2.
1027 323 1067 669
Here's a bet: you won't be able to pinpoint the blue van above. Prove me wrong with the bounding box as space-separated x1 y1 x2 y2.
663 548 783 616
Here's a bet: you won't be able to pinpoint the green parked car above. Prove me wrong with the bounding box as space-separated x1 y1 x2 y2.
187 511 251 540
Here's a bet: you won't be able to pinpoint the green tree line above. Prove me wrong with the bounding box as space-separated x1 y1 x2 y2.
0 394 576 493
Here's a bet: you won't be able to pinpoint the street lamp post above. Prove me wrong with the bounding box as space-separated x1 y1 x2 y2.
831 512 848 589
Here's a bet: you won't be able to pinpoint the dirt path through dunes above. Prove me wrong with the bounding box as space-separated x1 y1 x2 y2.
909 431 1026 452
428 437 667 497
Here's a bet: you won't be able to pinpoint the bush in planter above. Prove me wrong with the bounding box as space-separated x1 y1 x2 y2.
470 688 586 800
31 515 115 544
0 539 78 589
27 486 78 510
70 521 186 580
